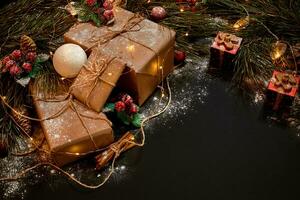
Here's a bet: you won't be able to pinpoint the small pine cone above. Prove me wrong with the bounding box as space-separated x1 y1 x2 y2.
12 106 32 136
20 35 36 54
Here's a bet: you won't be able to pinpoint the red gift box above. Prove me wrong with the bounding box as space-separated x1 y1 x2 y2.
267 70 299 110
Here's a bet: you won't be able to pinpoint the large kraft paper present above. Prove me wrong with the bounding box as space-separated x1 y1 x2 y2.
32 91 114 166
64 8 176 105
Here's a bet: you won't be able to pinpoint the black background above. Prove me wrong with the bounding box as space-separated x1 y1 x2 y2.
2 0 300 199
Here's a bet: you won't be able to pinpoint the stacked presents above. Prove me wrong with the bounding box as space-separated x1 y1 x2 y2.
32 8 176 166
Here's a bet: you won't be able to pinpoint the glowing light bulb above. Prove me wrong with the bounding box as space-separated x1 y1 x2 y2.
270 41 287 61
159 66 163 70
233 16 250 30
127 45 135 52
147 0 151 3
108 72 112 76
61 77 66 81
180 7 184 12
185 32 189 37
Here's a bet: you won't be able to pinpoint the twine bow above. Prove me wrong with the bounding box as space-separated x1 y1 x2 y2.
88 13 144 51
70 51 117 109
273 73 297 93
215 32 239 50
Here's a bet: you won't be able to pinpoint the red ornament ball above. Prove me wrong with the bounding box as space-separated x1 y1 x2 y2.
103 9 114 21
121 94 133 106
151 6 167 21
26 52 37 62
128 104 138 115
11 50 22 60
174 50 186 63
115 101 126 112
187 0 197 6
22 62 32 72
9 65 21 76
103 0 113 10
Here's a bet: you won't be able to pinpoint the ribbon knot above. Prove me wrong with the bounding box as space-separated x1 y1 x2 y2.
215 32 239 50
273 73 297 93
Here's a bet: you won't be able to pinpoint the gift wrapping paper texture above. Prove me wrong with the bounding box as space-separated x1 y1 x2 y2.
70 49 126 112
64 7 176 105
32 91 114 166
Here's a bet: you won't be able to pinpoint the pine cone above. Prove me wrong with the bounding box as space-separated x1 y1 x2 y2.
12 106 32 136
20 35 36 54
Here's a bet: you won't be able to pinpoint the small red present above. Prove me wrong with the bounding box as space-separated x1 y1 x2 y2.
209 32 242 70
267 70 299 110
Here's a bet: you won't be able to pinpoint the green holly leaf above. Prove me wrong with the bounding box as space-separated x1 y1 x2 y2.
131 113 142 128
117 111 131 125
90 13 101 27
103 103 115 112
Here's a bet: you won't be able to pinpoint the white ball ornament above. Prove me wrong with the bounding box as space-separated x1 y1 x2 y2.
53 44 87 78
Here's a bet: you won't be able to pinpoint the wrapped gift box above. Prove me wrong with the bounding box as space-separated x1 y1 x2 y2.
209 32 242 70
70 48 126 112
266 70 299 110
64 8 176 105
32 91 114 166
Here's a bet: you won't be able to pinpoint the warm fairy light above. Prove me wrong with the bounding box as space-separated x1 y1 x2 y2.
233 16 250 30
147 0 151 3
127 45 135 52
270 41 287 61
185 32 189 37
130 136 135 140
61 77 66 81
1 96 6 101
75 153 80 156
180 7 184 12
30 137 33 141
159 66 163 70
161 93 165 97
108 72 112 76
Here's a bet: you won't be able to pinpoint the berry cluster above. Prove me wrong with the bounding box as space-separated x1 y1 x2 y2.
85 0 114 22
1 49 36 77
114 93 139 116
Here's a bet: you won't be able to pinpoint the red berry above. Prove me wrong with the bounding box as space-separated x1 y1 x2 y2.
128 104 138 114
5 60 15 69
9 65 21 76
121 94 133 106
86 0 96 6
103 0 113 10
11 50 22 60
174 50 186 63
26 52 37 62
115 101 126 112
103 9 114 21
2 56 11 66
22 62 32 72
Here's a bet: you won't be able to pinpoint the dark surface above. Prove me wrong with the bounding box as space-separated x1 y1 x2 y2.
1 0 300 199
24 77 300 200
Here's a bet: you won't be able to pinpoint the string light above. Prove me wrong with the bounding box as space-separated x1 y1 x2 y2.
61 77 66 81
233 16 250 30
185 32 189 37
108 72 112 76
126 45 135 52
180 7 184 12
270 41 287 61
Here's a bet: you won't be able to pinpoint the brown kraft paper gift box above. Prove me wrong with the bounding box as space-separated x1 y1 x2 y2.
32 91 114 166
64 7 176 105
70 48 126 112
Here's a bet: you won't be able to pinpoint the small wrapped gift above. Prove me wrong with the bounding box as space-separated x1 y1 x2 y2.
64 8 176 105
32 92 114 166
209 32 242 70
266 70 299 110
70 48 126 112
